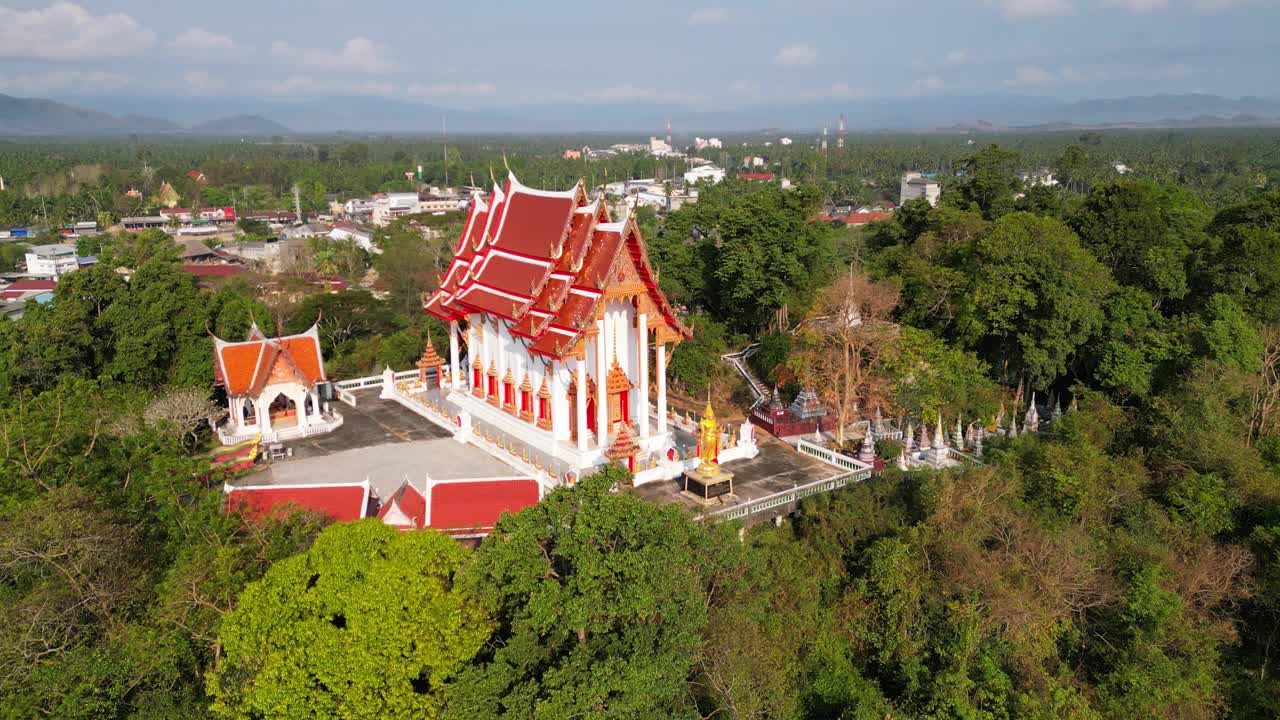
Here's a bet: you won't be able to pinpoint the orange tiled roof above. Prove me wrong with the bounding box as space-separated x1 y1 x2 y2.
213 324 326 396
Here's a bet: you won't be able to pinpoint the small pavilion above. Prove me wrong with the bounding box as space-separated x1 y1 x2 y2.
212 322 343 444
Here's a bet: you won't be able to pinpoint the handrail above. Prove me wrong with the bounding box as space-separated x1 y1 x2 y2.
796 437 873 474
720 343 768 401
700 467 867 521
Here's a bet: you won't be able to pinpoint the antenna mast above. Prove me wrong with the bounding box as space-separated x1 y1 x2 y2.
838 113 846 149
442 116 449 188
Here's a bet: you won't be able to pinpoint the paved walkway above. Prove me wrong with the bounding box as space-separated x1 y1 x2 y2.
633 438 845 517
236 391 515 499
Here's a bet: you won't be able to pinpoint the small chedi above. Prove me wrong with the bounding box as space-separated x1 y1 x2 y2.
682 395 735 502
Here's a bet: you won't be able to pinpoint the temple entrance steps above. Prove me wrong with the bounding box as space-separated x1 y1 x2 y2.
720 344 768 404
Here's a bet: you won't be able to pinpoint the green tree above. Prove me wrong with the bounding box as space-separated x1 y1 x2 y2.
447 466 717 720
961 212 1115 387
952 144 1023 219
1069 180 1209 306
102 260 209 386
208 520 489 720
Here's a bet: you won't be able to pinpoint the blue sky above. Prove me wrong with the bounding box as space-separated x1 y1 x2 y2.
0 0 1276 107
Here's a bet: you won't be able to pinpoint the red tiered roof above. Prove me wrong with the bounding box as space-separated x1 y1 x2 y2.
212 324 327 397
430 478 540 535
377 478 540 536
425 173 692 358
225 482 371 523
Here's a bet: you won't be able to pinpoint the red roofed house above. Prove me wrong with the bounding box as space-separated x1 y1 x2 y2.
211 321 343 444
224 481 372 523
839 211 893 226
424 172 694 484
0 278 58 301
377 476 540 538
736 173 775 181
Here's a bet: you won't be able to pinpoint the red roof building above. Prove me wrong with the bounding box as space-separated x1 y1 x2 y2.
736 173 775 181
0 278 57 300
211 323 340 444
224 481 371 523
377 477 540 538
183 263 244 278
423 172 693 485
838 211 893 226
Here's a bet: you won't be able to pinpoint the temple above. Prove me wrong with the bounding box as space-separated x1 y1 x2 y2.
424 171 694 483
212 322 344 444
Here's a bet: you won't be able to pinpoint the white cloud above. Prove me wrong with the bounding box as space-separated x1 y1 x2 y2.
728 79 760 96
774 43 818 67
1188 0 1258 10
181 70 225 96
945 49 971 65
407 81 497 97
169 28 243 58
267 74 396 96
829 82 865 99
1006 65 1057 86
582 84 706 105
0 2 155 60
270 36 398 74
985 0 1074 17
0 69 130 95
908 75 946 95
1105 0 1169 10
688 7 729 25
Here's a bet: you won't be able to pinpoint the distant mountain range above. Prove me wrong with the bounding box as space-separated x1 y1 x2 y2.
3 91 1279 136
0 94 291 136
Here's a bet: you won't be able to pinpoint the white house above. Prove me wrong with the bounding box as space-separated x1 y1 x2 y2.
900 172 941 207
371 193 422 226
24 243 81 278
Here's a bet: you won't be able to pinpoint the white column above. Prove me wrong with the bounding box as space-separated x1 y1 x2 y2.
551 367 568 443
595 321 608 447
449 321 461 390
294 389 310 429
256 397 272 433
656 340 668 434
637 313 649 438
575 359 588 452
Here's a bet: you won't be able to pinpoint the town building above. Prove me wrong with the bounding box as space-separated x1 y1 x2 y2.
24 243 84 278
424 172 694 484
121 215 167 231
212 322 344 444
683 164 726 185
344 198 376 216
900 172 941 207
648 136 672 155
417 193 466 213
158 207 237 225
371 192 422 226
328 222 375 252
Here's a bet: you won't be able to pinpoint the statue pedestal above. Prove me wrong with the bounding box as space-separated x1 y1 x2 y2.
681 466 735 505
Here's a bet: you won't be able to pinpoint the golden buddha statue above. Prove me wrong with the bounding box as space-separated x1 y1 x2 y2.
696 393 720 477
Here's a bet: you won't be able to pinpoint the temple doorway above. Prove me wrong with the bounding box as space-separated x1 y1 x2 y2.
242 398 257 426
269 393 298 428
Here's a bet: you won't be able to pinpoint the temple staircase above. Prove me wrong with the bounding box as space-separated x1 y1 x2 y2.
720 344 768 404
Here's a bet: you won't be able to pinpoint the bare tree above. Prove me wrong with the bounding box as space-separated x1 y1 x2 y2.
791 271 899 446
1248 325 1280 446
144 386 222 447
